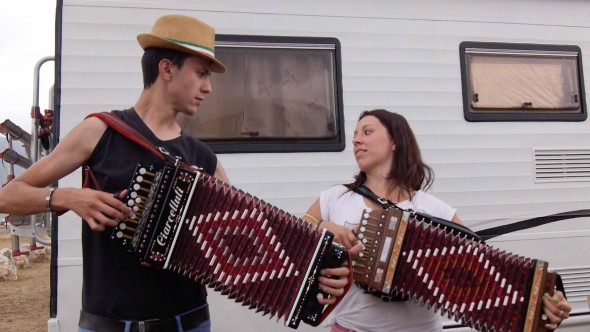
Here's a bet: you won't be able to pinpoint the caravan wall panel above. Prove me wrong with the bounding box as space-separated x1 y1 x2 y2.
57 1 590 331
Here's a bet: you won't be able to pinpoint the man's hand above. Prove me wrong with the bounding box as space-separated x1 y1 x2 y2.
57 188 132 231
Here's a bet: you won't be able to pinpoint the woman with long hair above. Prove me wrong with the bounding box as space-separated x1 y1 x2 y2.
303 109 571 331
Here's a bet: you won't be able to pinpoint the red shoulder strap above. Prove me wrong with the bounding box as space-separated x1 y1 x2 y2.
86 112 166 161
86 112 195 170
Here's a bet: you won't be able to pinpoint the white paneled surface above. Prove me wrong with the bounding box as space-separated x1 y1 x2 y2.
55 1 590 331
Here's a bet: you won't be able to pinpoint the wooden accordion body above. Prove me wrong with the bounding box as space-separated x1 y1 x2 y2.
112 163 346 329
353 208 556 332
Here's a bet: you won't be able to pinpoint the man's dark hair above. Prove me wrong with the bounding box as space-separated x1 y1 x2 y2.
141 48 191 88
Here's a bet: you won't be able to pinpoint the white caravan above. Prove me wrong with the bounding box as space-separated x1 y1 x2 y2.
51 0 590 331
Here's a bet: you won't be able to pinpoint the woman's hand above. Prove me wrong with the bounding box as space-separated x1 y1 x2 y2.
317 243 364 305
303 199 359 250
320 220 359 250
543 291 572 330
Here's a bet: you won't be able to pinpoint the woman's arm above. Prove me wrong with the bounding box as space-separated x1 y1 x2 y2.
451 213 463 225
303 198 362 305
304 198 359 250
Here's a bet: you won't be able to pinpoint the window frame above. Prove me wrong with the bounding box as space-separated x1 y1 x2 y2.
459 41 587 122
190 34 345 154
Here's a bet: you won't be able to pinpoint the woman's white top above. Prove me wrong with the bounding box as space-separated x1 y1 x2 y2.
319 185 457 332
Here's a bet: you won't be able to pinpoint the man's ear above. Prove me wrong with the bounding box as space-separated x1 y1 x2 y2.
159 59 174 81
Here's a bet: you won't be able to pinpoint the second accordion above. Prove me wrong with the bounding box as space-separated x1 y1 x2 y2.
352 207 558 332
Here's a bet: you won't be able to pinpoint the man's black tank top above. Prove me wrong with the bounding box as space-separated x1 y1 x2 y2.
82 108 217 319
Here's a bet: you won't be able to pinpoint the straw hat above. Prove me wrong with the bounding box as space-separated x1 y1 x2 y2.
137 14 226 73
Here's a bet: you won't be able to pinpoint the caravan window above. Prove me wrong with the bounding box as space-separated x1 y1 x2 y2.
460 42 587 121
177 35 345 153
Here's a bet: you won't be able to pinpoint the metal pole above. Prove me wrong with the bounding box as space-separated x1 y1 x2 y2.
4 136 20 252
31 56 55 246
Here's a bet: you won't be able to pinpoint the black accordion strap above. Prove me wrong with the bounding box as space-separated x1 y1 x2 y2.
476 209 590 240
344 184 483 242
344 184 399 210
347 184 590 243
556 273 567 298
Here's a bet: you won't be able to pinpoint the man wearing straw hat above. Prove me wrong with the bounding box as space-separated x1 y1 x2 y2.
0 14 356 331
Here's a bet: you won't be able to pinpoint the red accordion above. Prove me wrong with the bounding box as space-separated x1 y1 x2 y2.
353 208 557 332
112 163 347 329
